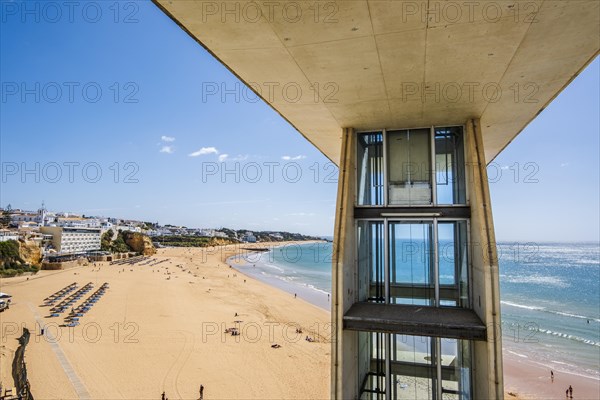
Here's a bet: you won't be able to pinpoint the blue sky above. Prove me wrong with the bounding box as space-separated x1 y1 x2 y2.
1 1 598 241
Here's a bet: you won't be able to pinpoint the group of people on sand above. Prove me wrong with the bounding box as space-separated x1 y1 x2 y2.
566 384 573 398
552 370 574 399
161 385 204 400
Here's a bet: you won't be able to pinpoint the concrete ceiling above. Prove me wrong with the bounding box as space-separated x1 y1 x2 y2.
153 0 599 164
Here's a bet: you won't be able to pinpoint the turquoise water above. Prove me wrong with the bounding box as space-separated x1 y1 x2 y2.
231 241 600 379
231 242 333 309
498 242 600 380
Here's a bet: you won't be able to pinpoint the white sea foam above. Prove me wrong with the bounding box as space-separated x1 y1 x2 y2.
506 350 528 358
263 263 284 273
553 311 600 323
501 275 569 288
306 284 330 296
501 300 545 311
536 328 600 347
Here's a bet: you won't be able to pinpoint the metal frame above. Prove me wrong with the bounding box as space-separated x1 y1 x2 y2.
353 123 473 399
355 216 470 307
354 124 467 209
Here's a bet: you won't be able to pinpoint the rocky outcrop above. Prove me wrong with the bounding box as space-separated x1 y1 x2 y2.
209 238 236 247
124 233 156 256
18 240 42 266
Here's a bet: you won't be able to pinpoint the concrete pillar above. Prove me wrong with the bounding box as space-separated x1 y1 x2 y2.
465 119 504 400
331 127 358 399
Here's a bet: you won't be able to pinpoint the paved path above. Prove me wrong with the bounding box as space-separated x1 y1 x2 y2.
28 303 91 399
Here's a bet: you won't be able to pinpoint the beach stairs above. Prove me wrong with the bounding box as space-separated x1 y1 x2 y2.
0 387 19 400
359 371 386 397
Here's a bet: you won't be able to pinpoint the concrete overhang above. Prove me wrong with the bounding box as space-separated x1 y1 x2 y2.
153 0 599 165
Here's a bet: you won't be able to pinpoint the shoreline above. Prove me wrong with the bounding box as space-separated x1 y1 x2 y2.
226 241 331 311
223 242 600 400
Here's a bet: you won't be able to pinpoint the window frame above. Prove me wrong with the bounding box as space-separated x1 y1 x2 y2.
355 217 472 309
355 125 468 208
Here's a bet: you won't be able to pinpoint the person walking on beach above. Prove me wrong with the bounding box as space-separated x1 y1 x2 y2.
199 384 204 400
569 385 573 398
551 370 554 382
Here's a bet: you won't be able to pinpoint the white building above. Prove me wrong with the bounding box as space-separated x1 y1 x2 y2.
0 230 19 242
40 226 101 254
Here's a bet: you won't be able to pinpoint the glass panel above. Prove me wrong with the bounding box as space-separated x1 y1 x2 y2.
389 222 434 305
441 339 472 400
358 220 385 303
358 132 384 206
388 129 432 206
391 335 436 400
435 127 466 205
438 221 469 308
359 331 387 400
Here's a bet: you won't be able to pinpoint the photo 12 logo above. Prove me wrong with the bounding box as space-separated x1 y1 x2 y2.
0 1 140 24
398 1 540 24
1 82 140 104
1 162 140 184
200 161 338 184
196 1 339 24
201 81 339 104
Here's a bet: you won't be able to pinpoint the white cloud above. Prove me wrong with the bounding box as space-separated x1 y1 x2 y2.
160 146 174 154
189 147 219 157
560 162 570 167
219 154 249 162
161 135 175 142
500 165 510 170
282 155 306 161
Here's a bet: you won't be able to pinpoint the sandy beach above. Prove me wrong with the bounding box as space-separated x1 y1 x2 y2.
0 243 330 399
503 351 600 400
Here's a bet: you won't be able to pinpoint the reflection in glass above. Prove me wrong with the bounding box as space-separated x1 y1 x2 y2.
435 127 466 205
358 220 385 303
388 129 432 206
438 221 469 308
359 331 387 399
389 222 434 306
358 132 384 206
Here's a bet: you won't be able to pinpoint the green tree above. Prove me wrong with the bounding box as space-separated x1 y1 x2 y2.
112 235 130 253
100 231 113 251
0 204 12 228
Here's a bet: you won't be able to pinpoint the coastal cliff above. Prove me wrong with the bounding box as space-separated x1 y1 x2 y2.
18 239 42 266
124 232 156 256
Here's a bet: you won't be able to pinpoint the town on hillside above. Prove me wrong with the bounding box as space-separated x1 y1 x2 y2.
0 203 325 277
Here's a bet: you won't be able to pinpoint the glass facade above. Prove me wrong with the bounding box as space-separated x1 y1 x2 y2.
357 132 384 206
359 333 472 400
435 127 466 205
387 129 432 206
357 220 469 308
356 126 472 399
357 127 466 207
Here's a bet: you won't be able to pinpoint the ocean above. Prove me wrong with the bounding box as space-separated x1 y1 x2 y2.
230 241 600 380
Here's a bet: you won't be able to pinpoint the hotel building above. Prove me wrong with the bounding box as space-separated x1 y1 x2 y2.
40 226 102 254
